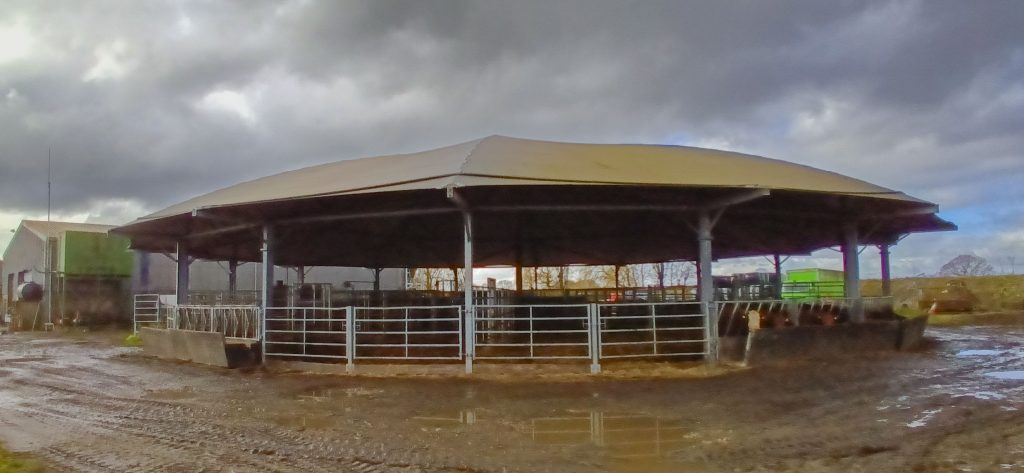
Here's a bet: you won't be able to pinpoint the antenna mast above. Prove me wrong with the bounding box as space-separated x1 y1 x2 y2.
47 147 52 221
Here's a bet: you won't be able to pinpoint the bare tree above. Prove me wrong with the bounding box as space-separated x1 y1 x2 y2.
938 254 994 277
411 268 449 290
655 262 667 288
521 267 565 289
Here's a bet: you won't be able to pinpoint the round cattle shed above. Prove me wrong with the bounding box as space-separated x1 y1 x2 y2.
115 135 955 372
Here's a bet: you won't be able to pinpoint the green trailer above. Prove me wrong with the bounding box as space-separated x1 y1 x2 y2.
782 268 845 299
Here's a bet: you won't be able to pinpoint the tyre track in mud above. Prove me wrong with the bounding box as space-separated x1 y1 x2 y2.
3 326 1022 472
0 338 495 473
14 391 477 473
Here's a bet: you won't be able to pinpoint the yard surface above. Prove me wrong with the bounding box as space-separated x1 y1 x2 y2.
0 317 1021 472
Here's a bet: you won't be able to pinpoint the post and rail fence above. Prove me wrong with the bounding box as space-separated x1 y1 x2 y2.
131 294 890 373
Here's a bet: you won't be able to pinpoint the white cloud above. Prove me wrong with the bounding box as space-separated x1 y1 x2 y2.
0 19 33 64
82 39 135 82
195 89 258 125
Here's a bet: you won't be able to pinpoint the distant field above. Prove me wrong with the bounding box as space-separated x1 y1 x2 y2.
862 274 1024 314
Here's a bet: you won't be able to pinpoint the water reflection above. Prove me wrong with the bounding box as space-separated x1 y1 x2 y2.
530 412 689 460
414 409 478 427
414 409 691 463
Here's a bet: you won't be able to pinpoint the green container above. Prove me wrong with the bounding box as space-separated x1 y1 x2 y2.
60 231 133 277
782 268 845 299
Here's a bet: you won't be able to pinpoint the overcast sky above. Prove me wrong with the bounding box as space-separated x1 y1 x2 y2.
1 0 1022 279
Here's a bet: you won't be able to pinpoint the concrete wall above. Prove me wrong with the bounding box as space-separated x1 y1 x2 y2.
131 251 405 294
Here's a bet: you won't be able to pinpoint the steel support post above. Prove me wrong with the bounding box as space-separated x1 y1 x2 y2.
842 223 864 323
260 225 275 363
773 253 783 299
462 211 475 374
697 211 718 363
345 306 355 373
228 259 238 297
175 241 190 306
879 244 892 297
589 303 601 374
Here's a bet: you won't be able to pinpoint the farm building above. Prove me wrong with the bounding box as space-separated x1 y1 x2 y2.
2 219 404 327
2 220 132 327
113 135 955 372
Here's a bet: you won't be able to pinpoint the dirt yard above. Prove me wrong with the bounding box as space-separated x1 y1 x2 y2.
0 319 1022 472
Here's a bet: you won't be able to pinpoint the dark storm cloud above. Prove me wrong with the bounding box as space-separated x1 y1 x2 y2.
0 0 1022 271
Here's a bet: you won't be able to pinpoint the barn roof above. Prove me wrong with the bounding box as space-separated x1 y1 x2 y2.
20 220 115 240
137 135 927 222
113 136 955 267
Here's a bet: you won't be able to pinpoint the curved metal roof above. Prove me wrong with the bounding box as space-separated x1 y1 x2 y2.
140 135 928 220
115 135 954 267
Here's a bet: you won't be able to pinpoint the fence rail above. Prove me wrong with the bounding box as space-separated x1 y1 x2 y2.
222 296 898 372
264 306 351 361
474 304 592 360
597 302 707 359
132 294 162 333
354 305 462 360
261 302 714 370
173 305 260 340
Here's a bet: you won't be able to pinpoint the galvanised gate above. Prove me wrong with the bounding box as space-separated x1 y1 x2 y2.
261 301 710 373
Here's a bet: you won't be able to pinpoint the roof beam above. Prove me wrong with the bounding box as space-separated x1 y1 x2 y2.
701 188 771 210
275 207 458 225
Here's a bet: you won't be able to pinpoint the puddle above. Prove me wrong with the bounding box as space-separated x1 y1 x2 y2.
955 350 1004 357
414 409 698 472
953 391 1006 400
984 371 1024 380
415 409 478 428
907 408 943 428
296 387 383 402
27 339 66 345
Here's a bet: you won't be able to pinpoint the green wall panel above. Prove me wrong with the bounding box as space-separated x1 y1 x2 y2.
60 231 133 276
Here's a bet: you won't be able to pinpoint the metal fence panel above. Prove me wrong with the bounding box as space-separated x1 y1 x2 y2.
173 305 261 340
353 305 462 360
474 304 591 360
597 302 706 359
264 306 351 361
132 294 162 333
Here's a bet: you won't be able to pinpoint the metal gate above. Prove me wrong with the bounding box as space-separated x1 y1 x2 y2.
261 302 713 372
596 302 706 359
263 306 351 361
353 306 462 360
474 304 592 361
132 294 162 333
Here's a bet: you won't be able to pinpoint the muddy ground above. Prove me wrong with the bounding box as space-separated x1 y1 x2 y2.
0 320 1022 473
